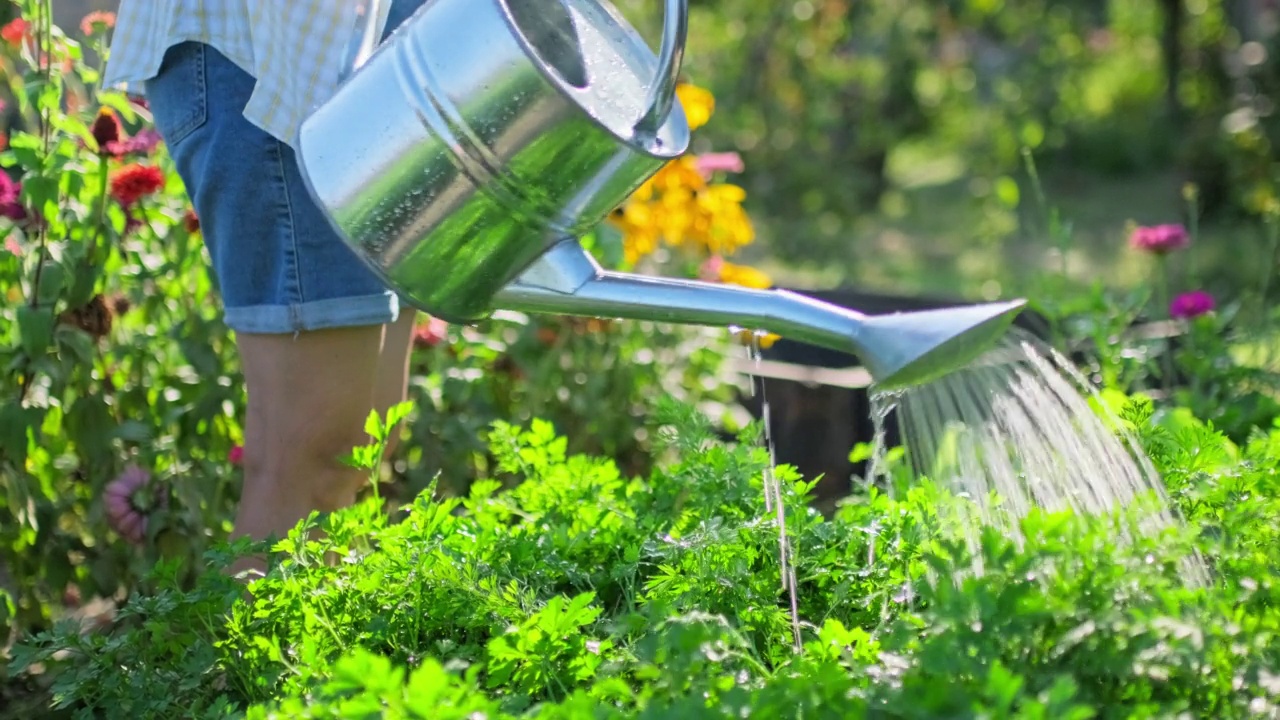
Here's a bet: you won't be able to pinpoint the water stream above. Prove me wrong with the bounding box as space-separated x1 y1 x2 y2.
739 323 1207 651
868 327 1209 587
745 334 803 653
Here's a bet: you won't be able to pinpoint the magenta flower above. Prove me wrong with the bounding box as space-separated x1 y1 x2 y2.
0 171 26 221
694 152 744 178
1129 224 1189 254
108 128 163 157
1170 290 1215 319
228 445 243 465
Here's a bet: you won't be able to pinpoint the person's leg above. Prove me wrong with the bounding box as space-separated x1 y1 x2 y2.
374 311 418 458
143 0 432 572
146 42 401 563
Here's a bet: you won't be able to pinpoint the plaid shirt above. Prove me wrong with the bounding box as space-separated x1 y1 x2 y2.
102 0 389 144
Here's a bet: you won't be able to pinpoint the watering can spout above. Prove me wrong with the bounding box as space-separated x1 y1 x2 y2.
492 240 1028 389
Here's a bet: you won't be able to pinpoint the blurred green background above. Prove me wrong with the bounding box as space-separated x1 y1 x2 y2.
607 0 1280 307
36 0 1280 307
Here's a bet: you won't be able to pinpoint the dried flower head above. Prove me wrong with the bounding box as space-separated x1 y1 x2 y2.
90 107 123 151
59 294 114 341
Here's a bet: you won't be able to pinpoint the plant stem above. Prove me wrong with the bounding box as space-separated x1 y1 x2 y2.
1259 213 1278 341
1156 254 1175 396
27 0 53 308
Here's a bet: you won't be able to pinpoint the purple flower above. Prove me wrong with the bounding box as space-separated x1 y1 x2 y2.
108 128 163 157
1129 223 1190 254
1170 290 1215 319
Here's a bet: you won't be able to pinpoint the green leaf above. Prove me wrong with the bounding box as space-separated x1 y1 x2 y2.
16 305 55 357
0 403 38 469
34 260 65 306
66 395 114 468
364 409 383 440
65 258 101 308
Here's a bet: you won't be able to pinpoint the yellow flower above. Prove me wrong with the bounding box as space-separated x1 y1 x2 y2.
734 329 781 348
692 184 755 256
608 201 662 264
718 260 772 289
653 155 707 193
676 83 715 131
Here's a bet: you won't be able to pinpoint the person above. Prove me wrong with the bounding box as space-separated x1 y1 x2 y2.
102 1 427 575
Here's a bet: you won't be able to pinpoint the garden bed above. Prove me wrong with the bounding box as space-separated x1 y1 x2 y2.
7 399 1280 718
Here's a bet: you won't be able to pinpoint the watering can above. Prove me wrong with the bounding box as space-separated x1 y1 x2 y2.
295 0 1027 389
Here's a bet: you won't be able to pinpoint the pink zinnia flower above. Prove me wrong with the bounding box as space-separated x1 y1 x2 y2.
413 316 448 348
1129 224 1190 254
228 445 243 465
104 464 167 545
1170 290 1215 319
694 152 744 178
79 10 116 37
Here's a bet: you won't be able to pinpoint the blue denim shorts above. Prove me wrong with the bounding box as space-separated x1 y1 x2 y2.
144 0 425 335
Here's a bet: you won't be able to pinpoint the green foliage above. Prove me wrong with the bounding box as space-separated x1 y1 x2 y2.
8 398 1280 718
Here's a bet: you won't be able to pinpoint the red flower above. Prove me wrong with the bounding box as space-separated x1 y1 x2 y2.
183 207 200 233
1 18 28 46
109 163 165 206
228 445 243 465
1129 224 1190 254
1170 290 1215 319
80 10 116 36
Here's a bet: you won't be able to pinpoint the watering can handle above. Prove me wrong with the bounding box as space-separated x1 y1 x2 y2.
632 0 689 139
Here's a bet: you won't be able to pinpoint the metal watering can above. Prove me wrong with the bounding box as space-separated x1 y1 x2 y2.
296 0 1027 389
